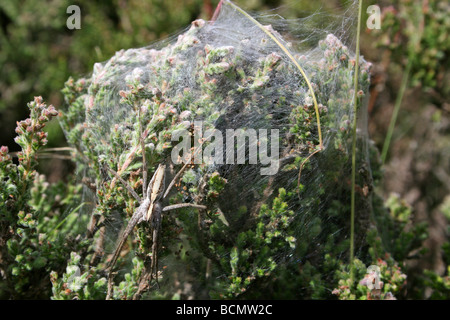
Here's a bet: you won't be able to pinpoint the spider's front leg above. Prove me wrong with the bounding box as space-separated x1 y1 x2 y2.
150 201 163 284
106 199 149 300
132 199 163 299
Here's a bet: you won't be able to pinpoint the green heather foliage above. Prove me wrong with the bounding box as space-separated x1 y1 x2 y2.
418 197 450 299
370 0 450 299
0 97 89 299
373 0 450 94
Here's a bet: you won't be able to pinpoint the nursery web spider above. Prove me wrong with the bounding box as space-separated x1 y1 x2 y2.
105 136 206 300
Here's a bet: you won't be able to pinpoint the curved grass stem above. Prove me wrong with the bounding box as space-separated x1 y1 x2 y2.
380 62 411 164
222 0 323 150
350 0 363 286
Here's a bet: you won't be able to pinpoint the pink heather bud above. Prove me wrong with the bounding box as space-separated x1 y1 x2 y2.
34 96 43 104
318 104 328 114
167 56 175 65
152 87 162 97
359 277 369 286
0 146 8 154
17 120 26 129
384 292 396 300
191 19 205 28
180 110 191 119
42 109 50 117
49 108 59 116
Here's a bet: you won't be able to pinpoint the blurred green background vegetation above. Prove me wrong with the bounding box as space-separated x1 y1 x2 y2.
0 0 448 298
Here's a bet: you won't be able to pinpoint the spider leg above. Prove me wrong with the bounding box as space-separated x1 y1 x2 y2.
139 108 148 196
145 164 157 199
106 201 148 300
141 136 147 196
150 202 163 287
162 140 205 199
162 203 207 212
105 165 142 203
163 161 190 199
151 227 160 288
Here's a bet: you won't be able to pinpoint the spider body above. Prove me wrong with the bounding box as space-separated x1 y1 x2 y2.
105 162 206 299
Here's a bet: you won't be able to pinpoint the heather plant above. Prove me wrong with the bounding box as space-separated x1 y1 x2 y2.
55 0 377 299
0 97 88 299
417 197 450 299
0 0 205 151
374 0 449 92
372 0 450 162
332 255 406 300
1 1 442 300
374 193 428 263
367 0 450 299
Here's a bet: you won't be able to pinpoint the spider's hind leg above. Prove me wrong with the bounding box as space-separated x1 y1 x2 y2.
150 202 163 283
163 161 192 200
139 107 148 196
104 165 142 203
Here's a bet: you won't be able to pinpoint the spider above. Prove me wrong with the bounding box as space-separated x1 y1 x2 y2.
104 137 206 300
